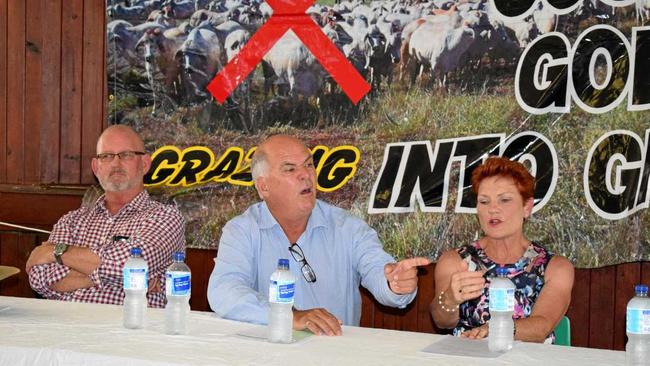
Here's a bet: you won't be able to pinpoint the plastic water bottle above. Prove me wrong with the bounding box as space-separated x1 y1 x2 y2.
268 258 296 343
488 266 515 352
626 284 650 365
165 251 191 335
123 246 148 329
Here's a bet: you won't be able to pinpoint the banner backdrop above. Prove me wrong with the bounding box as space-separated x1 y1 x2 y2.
107 0 650 268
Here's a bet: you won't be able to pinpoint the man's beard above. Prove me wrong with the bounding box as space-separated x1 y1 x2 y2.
99 168 137 192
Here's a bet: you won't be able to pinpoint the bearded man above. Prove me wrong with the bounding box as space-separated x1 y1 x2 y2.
26 125 185 307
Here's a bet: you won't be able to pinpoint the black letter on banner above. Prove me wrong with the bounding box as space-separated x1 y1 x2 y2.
584 131 643 219
491 0 537 18
635 129 650 207
392 141 454 210
312 146 327 168
516 33 570 114
203 149 242 181
169 149 212 185
144 148 179 185
630 27 650 111
370 145 405 210
318 149 357 190
571 26 630 113
502 132 557 210
545 0 581 13
454 136 501 210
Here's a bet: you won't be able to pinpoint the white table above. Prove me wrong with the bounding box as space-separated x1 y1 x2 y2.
0 296 624 365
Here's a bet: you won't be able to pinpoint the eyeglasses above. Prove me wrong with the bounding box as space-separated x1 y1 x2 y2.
95 151 145 163
288 243 317 283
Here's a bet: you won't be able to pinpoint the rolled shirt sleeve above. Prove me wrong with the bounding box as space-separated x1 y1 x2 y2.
28 263 71 299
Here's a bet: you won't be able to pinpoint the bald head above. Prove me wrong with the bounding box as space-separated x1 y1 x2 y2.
96 125 145 154
251 134 309 181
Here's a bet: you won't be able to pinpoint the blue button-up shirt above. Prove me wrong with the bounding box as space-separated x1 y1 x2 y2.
207 199 416 326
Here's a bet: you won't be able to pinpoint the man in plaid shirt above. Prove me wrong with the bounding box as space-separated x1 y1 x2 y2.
26 125 185 308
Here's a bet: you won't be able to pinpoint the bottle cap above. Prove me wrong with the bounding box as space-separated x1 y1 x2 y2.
173 252 185 262
130 247 142 257
278 258 290 270
635 284 648 295
496 266 508 277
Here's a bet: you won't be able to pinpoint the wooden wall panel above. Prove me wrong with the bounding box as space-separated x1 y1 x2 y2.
186 248 216 312
567 268 590 348
39 0 62 184
5 0 25 183
81 0 105 184
588 266 616 349
417 264 436 333
59 0 84 184
24 0 43 183
0 232 39 298
0 0 7 182
614 263 640 350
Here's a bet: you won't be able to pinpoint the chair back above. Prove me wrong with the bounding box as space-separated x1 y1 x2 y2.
554 316 571 346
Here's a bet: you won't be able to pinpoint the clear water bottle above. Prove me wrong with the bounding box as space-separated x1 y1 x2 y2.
268 258 296 343
626 284 650 366
165 251 191 335
123 246 148 329
488 266 515 352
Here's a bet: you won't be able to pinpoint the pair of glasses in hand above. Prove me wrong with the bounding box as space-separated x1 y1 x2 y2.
288 243 317 283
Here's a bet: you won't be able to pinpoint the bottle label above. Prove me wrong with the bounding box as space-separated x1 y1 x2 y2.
489 288 515 311
269 280 295 304
123 268 148 290
627 308 650 334
166 271 191 296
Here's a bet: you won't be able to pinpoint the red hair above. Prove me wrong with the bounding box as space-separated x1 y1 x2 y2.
471 156 535 200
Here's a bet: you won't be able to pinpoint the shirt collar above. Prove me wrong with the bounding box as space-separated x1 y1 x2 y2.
258 199 329 233
94 190 150 216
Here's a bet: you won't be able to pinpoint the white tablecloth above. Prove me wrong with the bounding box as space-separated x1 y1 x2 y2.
0 296 624 365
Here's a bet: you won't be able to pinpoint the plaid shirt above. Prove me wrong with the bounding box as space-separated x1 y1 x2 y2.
28 191 185 308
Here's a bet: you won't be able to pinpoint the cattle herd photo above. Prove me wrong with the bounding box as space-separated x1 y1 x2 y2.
106 0 650 268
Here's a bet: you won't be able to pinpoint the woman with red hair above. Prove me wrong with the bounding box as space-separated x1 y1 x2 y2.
430 156 574 343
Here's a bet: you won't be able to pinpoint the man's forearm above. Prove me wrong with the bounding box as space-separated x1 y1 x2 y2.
49 269 95 293
60 246 101 275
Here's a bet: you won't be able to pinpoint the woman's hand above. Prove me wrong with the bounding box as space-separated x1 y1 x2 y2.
461 323 489 339
446 259 486 304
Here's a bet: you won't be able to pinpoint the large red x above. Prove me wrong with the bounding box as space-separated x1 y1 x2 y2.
206 0 370 105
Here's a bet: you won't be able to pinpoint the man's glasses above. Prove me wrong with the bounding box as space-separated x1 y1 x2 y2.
95 151 145 163
288 243 317 283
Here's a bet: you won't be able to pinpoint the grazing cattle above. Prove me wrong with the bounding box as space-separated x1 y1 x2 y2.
189 9 238 27
262 30 327 98
637 0 650 23
108 4 147 21
367 21 402 90
162 0 196 19
135 27 188 112
409 15 476 86
224 28 250 61
176 26 226 102
108 20 166 76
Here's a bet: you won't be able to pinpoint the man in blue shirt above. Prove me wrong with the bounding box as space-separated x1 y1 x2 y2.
207 134 430 336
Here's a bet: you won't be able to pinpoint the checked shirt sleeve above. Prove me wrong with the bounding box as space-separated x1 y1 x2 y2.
28 211 79 298
28 263 70 299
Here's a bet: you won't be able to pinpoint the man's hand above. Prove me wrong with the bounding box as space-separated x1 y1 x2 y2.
25 242 56 273
292 308 342 336
148 276 162 294
384 257 431 294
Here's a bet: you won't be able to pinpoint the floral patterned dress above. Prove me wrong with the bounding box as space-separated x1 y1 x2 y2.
452 241 556 343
